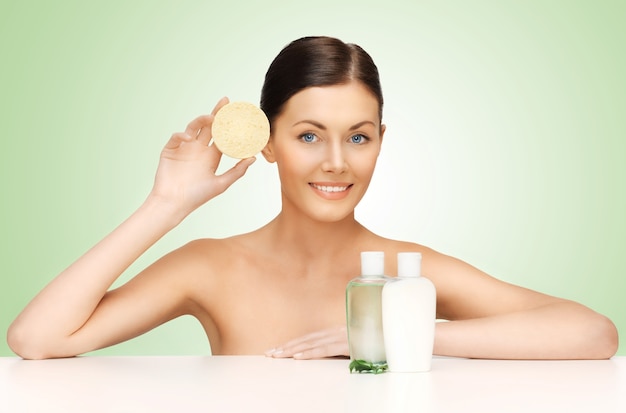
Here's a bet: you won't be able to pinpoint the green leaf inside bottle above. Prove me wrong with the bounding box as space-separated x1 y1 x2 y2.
349 359 388 374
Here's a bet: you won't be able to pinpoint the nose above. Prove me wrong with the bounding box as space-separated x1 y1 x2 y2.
321 141 348 174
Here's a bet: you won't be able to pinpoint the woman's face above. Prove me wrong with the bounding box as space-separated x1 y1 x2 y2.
262 81 385 223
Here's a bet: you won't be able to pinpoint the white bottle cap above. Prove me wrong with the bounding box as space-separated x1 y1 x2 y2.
360 251 385 277
397 252 422 277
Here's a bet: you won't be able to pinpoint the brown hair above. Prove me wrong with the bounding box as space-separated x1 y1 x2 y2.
260 36 383 127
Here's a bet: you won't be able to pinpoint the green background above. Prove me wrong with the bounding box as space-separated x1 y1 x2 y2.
1 1 624 356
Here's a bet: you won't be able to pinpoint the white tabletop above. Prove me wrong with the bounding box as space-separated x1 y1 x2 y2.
1 355 624 412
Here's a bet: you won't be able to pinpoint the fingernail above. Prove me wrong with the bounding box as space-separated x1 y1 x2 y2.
293 352 303 359
265 348 284 357
240 157 256 168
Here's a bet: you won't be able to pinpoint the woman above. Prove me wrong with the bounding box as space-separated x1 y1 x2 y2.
7 36 618 360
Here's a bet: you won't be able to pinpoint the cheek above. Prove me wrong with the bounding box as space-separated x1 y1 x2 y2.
278 143 321 169
275 147 312 182
349 152 379 179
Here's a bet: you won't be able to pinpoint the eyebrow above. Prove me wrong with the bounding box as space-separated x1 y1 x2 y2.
292 120 377 130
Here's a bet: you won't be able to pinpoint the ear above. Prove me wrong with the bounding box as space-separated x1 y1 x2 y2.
378 124 386 153
261 137 276 163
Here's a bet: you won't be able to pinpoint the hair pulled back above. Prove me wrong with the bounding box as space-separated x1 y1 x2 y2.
260 36 383 126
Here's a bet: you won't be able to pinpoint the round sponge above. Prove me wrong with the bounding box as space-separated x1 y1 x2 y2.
211 101 270 159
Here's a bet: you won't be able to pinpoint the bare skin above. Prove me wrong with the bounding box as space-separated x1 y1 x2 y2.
7 83 618 360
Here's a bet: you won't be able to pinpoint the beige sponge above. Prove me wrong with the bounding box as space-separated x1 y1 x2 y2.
211 101 270 159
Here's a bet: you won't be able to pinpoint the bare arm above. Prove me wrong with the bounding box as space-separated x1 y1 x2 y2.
7 98 254 359
429 251 619 360
267 248 618 360
434 301 618 360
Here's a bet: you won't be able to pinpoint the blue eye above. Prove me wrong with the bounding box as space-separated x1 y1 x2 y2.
351 134 368 144
301 133 317 143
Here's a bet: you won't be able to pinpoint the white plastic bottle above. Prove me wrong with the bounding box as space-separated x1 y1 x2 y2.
382 252 436 372
346 251 388 369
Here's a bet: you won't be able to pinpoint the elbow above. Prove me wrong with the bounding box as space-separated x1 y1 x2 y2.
7 321 59 360
584 313 619 360
7 322 40 360
7 322 31 359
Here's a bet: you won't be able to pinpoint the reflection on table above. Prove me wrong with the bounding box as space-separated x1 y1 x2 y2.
1 355 624 412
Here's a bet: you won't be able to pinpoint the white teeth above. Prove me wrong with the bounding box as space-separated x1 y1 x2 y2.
312 184 349 193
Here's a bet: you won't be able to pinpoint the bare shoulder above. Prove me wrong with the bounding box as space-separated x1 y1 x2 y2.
364 233 562 319
364 232 486 281
175 231 270 291
173 234 256 280
361 233 438 273
122 237 234 304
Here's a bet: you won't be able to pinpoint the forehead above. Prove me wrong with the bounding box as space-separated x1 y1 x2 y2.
277 82 380 126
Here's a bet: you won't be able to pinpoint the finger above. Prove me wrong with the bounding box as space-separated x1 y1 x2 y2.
164 132 193 150
264 338 313 357
195 114 214 146
293 342 349 360
213 157 256 192
270 337 348 359
210 96 229 116
205 140 224 170
200 97 230 145
278 326 345 349
266 327 347 358
267 342 310 358
184 115 213 140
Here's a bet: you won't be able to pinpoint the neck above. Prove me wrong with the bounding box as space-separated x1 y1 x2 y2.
265 209 368 261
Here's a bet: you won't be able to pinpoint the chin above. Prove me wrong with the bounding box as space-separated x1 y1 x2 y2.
310 207 356 224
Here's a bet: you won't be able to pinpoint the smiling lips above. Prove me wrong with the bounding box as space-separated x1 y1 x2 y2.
310 183 353 200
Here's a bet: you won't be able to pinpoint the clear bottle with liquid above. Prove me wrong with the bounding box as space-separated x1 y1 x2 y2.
346 251 388 370
382 252 436 372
